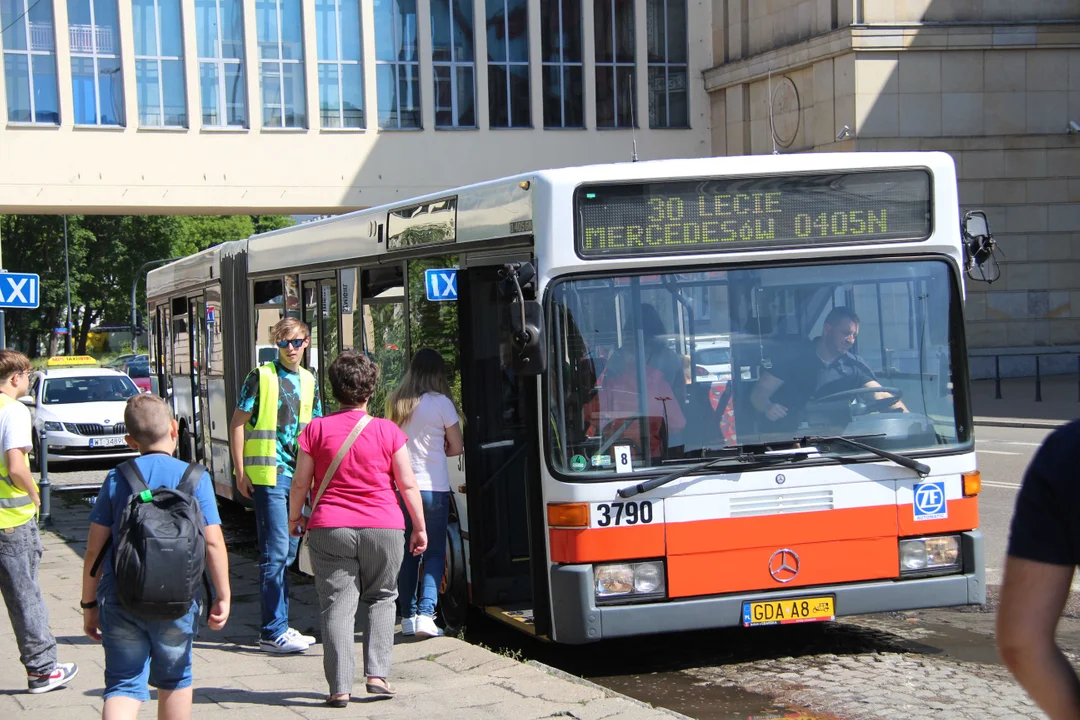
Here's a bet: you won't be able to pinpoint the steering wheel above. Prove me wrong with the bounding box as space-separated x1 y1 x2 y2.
805 386 903 416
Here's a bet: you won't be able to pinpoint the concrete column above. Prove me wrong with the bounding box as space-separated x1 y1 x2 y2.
582 0 596 130
473 0 489 130
53 0 74 126
528 0 542 128
300 0 318 130
417 0 435 130
360 0 377 130
180 0 200 129
116 0 137 128
241 0 259 128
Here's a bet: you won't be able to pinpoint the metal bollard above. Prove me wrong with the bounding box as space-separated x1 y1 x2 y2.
37 428 51 526
1035 356 1042 403
994 356 1002 400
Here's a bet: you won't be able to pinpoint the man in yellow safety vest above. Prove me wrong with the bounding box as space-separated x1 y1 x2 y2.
229 319 321 654
0 350 78 692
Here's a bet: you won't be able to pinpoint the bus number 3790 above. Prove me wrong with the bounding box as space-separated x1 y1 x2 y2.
595 501 654 527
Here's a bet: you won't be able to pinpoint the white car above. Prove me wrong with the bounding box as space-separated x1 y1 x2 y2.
690 338 732 383
23 368 141 466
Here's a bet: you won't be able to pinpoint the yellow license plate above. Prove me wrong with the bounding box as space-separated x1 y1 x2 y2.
742 596 835 627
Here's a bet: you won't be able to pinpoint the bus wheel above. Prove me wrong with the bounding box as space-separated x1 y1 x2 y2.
437 520 468 636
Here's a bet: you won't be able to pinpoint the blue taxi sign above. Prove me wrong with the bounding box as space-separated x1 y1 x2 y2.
0 272 40 309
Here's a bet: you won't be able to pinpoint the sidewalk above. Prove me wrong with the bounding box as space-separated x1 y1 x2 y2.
971 374 1080 429
0 496 686 720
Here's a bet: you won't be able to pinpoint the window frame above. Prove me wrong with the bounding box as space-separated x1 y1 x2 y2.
1 0 60 124
594 0 635 129
196 0 247 128
431 0 475 129
374 0 421 130
645 0 687 129
486 0 530 129
256 0 306 129
315 0 364 129
68 0 124 126
133 0 187 127
539 0 582 129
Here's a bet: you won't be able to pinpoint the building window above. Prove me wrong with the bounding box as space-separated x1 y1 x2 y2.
374 0 420 129
67 0 123 125
486 0 529 128
0 0 59 123
195 0 246 127
133 0 186 127
256 0 305 128
539 0 581 128
315 0 363 128
594 0 634 128
431 0 475 128
646 0 686 128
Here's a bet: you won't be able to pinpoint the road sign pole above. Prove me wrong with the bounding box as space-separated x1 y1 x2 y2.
63 217 72 355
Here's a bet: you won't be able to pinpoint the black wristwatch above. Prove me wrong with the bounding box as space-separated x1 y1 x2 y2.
80 600 98 609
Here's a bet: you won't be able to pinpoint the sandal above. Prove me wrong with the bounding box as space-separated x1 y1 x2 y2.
365 679 396 696
325 695 349 708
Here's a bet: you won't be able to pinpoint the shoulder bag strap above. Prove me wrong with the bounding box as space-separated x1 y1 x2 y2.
308 414 372 516
178 462 208 497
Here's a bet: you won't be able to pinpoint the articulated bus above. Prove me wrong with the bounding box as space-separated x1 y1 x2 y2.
146 152 993 643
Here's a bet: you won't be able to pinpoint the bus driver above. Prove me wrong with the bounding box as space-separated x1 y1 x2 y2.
749 307 907 434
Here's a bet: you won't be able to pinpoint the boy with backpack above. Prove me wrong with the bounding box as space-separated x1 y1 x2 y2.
81 394 230 719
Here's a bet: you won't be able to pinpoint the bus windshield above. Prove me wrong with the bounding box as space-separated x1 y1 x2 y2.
547 258 968 476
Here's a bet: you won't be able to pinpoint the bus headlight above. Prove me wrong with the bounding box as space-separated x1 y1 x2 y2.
899 535 961 574
594 561 666 601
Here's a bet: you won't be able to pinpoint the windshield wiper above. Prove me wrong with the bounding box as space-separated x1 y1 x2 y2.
618 448 811 499
805 435 930 477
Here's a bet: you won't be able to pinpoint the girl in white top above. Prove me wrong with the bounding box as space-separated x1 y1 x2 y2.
387 349 463 637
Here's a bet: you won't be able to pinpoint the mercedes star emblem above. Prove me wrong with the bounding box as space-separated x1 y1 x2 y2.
775 473 786 485
768 549 800 583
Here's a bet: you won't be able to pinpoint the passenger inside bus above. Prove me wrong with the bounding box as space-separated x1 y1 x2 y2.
749 306 908 435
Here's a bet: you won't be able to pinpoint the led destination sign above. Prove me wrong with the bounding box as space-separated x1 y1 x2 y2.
575 170 932 258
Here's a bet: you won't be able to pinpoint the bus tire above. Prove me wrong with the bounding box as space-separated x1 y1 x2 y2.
437 520 468 636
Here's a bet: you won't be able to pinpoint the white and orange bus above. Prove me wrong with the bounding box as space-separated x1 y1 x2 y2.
146 152 991 643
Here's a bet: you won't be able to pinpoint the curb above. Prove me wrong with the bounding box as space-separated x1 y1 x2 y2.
974 417 1067 430
526 660 695 720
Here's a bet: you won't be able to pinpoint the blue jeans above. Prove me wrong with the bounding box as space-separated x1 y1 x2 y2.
99 595 198 701
253 473 299 641
398 491 450 618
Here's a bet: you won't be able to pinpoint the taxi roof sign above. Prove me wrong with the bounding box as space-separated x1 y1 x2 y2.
46 355 99 367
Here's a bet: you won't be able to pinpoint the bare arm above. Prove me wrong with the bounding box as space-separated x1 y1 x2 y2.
288 449 315 537
750 373 788 421
997 556 1080 719
444 422 464 457
203 524 231 630
392 446 427 555
864 380 909 412
81 522 111 641
7 448 38 507
228 408 253 498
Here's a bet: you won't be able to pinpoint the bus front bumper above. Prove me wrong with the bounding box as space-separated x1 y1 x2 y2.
549 529 984 644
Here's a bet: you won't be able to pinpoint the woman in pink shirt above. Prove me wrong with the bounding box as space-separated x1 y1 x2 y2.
288 351 427 707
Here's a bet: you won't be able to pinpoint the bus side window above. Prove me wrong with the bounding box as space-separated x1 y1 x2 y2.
253 279 285 366
361 265 406 418
171 296 189 375
407 256 461 410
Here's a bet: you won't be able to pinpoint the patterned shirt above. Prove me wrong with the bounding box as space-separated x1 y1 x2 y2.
237 359 323 478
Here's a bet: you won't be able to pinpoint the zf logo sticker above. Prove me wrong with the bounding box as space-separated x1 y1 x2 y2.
913 481 947 521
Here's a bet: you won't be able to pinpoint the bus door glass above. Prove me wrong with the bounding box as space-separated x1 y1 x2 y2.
169 296 196 460
189 295 206 464
204 285 229 483
252 279 285 366
302 277 341 411
154 304 169 398
459 261 532 607
360 265 406 418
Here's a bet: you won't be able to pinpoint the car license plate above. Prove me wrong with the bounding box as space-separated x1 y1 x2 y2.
90 436 127 448
742 596 835 627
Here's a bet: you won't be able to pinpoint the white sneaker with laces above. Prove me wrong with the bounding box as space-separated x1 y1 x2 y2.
27 662 78 694
259 632 309 654
285 627 316 646
401 615 418 636
415 614 444 638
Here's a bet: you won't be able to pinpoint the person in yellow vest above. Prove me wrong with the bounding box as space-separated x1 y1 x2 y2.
228 319 322 654
0 350 78 692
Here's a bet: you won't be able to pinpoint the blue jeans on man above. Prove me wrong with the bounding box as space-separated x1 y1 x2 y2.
253 472 299 642
398 491 450 618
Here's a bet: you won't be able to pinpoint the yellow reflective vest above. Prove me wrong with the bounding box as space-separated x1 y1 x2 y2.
0 394 36 529
243 363 315 486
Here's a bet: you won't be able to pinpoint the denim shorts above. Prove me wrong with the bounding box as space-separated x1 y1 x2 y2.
99 595 199 700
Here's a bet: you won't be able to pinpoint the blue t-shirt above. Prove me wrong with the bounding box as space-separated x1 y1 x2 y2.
236 360 323 478
89 454 221 600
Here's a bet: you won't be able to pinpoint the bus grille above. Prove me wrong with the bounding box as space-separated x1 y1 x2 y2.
65 423 126 436
729 489 834 517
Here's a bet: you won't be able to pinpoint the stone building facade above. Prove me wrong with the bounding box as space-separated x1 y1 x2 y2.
705 0 1080 374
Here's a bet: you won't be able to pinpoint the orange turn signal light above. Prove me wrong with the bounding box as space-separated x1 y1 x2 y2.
547 503 589 528
962 471 981 497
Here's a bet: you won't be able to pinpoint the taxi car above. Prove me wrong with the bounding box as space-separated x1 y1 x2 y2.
22 356 141 466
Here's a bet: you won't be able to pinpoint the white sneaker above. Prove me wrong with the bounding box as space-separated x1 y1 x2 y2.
259 632 309 654
415 614 444 638
400 615 418 636
27 662 78 694
285 627 316 646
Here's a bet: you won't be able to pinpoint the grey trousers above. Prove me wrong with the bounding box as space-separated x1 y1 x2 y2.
0 518 57 676
308 527 403 694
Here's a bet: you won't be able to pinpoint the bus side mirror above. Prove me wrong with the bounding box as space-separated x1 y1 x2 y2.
510 298 546 375
963 211 995 267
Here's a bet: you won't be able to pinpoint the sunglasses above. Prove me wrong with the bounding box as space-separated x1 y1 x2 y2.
276 338 306 349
